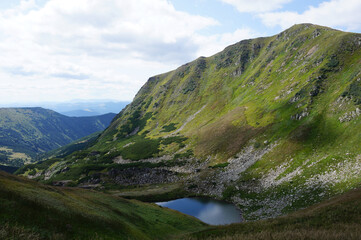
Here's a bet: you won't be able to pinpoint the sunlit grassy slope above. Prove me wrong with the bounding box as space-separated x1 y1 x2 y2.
0 171 207 240
90 23 361 161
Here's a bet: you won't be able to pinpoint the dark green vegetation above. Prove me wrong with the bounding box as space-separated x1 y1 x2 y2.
0 171 207 240
0 164 18 173
22 24 361 222
0 107 115 166
186 185 361 240
38 131 101 160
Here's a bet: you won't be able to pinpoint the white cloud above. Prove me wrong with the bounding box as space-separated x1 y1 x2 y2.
1 0 243 104
259 0 361 31
221 0 292 13
195 28 259 57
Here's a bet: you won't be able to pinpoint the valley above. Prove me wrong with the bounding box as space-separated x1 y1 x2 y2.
0 108 116 167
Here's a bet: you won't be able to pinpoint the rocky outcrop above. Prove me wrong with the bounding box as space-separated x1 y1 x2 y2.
188 142 277 197
339 108 361 122
291 109 309 120
110 168 179 185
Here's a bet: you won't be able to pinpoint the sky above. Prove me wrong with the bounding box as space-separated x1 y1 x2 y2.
0 0 360 105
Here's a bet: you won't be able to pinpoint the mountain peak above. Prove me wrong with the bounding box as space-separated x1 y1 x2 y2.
24 25 361 221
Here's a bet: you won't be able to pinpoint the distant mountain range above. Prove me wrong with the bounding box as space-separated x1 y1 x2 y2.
0 100 130 117
60 109 102 117
0 107 116 167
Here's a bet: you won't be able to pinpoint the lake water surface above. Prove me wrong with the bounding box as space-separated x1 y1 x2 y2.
156 197 242 225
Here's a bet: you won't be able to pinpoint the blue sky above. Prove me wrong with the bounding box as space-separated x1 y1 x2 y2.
171 0 326 36
0 0 360 105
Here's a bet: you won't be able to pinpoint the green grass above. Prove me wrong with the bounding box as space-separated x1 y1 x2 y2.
0 171 207 240
121 138 161 160
3 169 361 239
161 123 178 132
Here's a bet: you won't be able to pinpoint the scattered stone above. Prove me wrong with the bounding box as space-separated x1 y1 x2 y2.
312 29 321 39
339 108 361 122
232 68 242 77
291 109 309 120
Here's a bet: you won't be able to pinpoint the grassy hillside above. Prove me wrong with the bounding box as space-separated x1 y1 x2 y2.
0 171 207 240
23 24 361 220
2 169 361 240
0 107 116 166
38 131 101 160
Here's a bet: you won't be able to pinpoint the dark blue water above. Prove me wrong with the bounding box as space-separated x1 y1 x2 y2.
156 197 242 225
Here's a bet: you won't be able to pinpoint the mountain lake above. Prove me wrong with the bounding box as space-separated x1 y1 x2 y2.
156 197 243 225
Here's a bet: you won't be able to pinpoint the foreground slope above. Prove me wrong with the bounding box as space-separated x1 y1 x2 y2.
26 24 361 219
0 107 115 166
2 169 361 239
0 171 206 240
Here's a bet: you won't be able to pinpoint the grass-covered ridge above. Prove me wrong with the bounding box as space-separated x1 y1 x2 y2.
0 171 207 239
96 24 361 160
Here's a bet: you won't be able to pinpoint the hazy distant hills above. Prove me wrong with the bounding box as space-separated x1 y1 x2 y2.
60 109 102 117
0 107 116 166
0 100 130 117
55 101 130 116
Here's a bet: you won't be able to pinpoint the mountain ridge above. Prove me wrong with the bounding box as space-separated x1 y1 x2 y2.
0 107 116 166
21 23 361 220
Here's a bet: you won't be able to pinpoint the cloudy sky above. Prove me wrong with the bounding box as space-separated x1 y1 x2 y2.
0 0 360 105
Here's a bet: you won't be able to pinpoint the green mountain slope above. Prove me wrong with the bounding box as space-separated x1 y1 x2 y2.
24 24 361 220
0 107 115 166
38 131 101 160
0 171 206 240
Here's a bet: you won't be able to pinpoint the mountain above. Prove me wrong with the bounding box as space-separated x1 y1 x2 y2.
20 24 361 220
60 109 101 117
0 171 206 239
0 100 130 117
38 131 101 160
49 100 129 116
0 107 116 166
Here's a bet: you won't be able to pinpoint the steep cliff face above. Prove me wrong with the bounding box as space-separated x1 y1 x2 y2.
24 24 361 220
